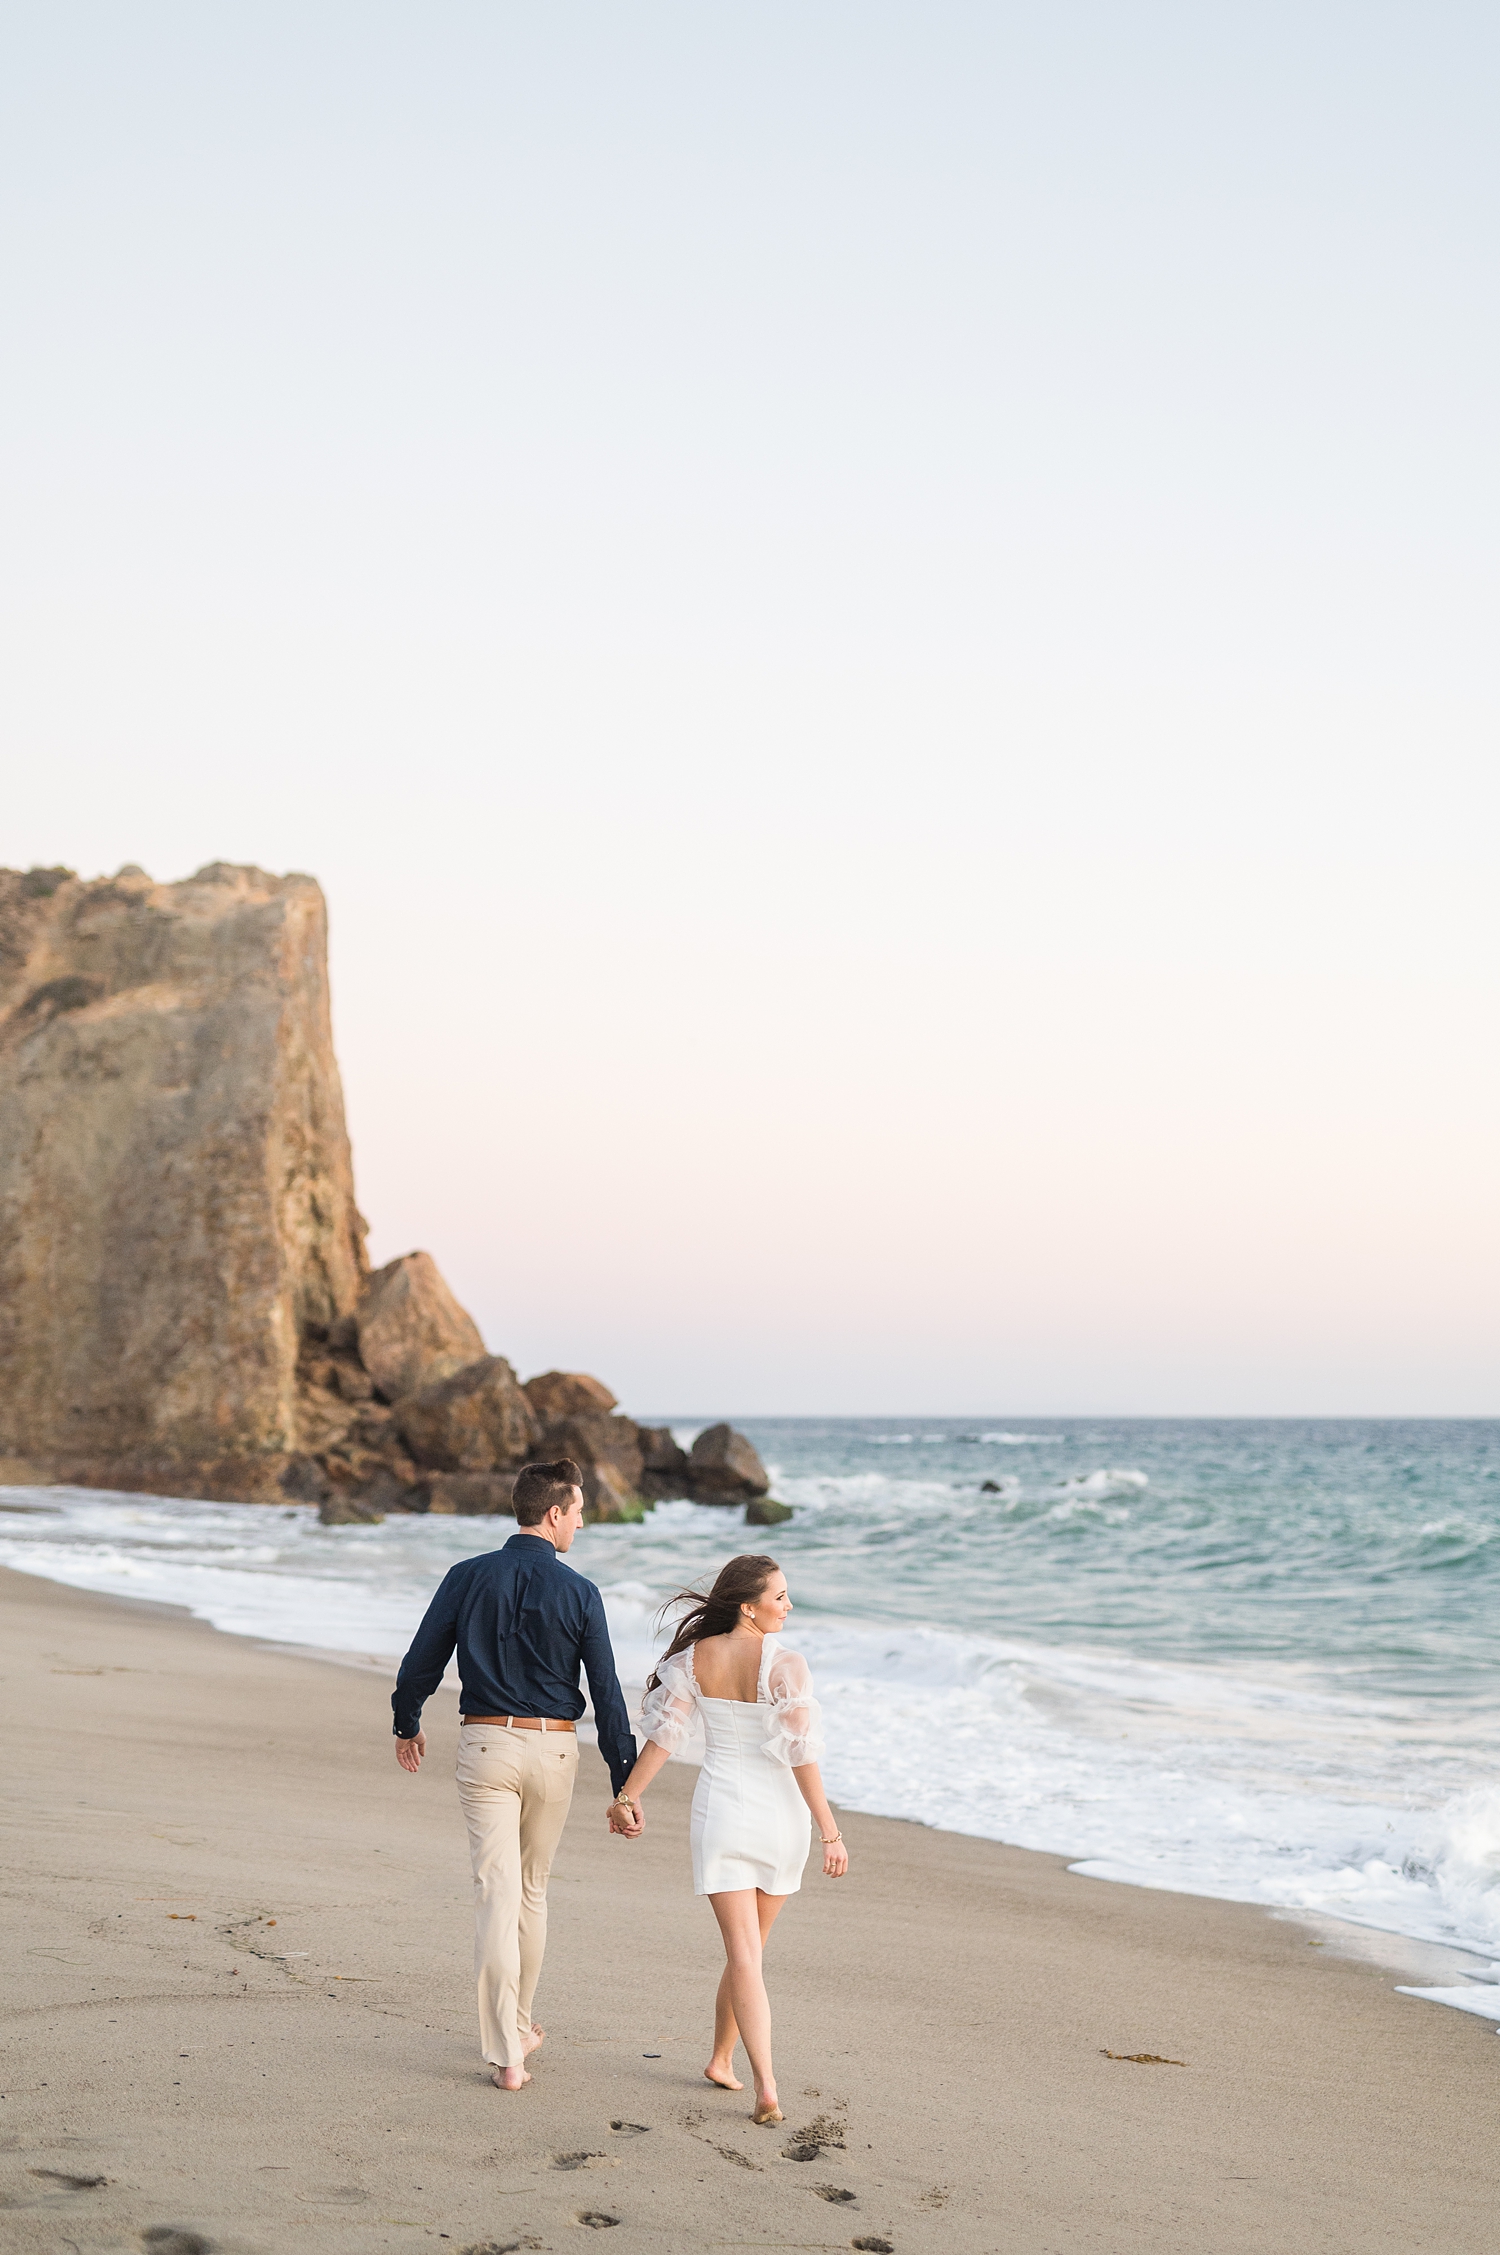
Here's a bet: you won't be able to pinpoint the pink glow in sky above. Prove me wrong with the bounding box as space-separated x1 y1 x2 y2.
2 5 1495 1411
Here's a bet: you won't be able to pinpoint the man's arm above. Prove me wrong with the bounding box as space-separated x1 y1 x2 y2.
580 1587 637 1798
392 1565 463 1760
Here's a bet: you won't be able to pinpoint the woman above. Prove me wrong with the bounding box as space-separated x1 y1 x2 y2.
606 1554 849 2127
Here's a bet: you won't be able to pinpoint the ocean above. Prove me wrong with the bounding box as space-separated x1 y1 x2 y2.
4 1417 1498 1967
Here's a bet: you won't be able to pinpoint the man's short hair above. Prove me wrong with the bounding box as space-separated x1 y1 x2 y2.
513 1458 584 1527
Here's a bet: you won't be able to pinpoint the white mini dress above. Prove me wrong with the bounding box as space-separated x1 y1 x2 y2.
638 1634 824 1897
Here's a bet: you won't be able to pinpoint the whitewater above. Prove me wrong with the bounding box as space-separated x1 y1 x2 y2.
3 1416 1497 1966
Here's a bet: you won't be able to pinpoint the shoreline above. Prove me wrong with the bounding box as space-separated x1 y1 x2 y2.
2 1539 1495 1987
4 1566 1500 2253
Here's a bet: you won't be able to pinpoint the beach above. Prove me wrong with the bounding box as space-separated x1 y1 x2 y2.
3 1566 1496 2255
8 1424 1499 1961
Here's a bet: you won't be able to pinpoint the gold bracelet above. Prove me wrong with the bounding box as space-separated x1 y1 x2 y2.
821 1830 842 1845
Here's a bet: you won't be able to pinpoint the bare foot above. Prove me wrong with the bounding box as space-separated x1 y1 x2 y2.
704 2060 744 2091
751 2088 783 2126
491 2065 531 2091
523 2023 545 2058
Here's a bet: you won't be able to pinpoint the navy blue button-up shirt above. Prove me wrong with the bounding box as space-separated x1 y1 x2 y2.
391 1532 637 1795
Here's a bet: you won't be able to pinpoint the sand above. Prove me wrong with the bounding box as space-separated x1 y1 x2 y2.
2 1564 1496 2255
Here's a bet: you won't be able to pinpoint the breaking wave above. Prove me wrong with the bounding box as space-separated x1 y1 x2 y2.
3 1414 1498 1968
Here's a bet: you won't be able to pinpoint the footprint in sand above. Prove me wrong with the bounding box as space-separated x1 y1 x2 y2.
575 2214 620 2231
809 2185 855 2203
140 2230 214 2255
792 2110 848 2150
782 2112 849 2165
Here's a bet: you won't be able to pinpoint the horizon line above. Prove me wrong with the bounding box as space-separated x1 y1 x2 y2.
635 1410 1500 1424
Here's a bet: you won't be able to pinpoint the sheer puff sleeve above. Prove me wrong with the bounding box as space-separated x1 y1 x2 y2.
763 1645 825 1767
638 1652 697 1754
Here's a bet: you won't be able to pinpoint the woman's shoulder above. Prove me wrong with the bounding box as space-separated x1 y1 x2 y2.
763 1637 812 1689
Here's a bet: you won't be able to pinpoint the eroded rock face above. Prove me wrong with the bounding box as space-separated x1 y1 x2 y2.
523 1370 619 1425
631 1419 772 1505
0 859 753 1521
396 1355 539 1473
687 1422 771 1499
358 1252 485 1403
532 1410 646 1521
581 1458 645 1523
0 863 368 1499
422 1471 519 1517
318 1491 388 1527
311 1403 423 1513
637 1423 692 1500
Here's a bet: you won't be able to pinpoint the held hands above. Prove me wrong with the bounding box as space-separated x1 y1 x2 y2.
395 1731 426 1773
607 1792 644 1838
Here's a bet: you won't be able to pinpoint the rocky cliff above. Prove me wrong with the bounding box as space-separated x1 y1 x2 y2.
0 864 367 1499
0 862 780 1525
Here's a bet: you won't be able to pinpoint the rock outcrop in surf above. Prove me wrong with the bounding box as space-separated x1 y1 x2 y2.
0 862 777 1525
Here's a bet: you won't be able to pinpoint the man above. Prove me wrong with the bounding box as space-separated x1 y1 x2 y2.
393 1457 636 2090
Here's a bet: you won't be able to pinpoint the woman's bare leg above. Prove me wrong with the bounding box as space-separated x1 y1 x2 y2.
706 1964 742 2088
706 1890 788 2106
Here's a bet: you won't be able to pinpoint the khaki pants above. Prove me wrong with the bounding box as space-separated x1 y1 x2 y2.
455 1722 579 2068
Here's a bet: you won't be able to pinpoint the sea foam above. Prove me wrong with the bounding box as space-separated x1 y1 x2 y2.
4 1414 1498 1977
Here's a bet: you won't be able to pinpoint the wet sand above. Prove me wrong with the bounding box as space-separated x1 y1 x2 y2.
2 1563 1496 2255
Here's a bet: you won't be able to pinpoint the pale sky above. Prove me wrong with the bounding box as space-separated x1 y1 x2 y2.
2 4 1496 1414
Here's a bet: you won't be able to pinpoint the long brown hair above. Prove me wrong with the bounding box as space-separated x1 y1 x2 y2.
645 1554 780 1691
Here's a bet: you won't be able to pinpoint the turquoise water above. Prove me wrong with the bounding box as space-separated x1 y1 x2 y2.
726 1417 1500 1690
3 1417 1497 1957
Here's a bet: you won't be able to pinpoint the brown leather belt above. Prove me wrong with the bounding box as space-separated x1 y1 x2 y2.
460 1714 576 1732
